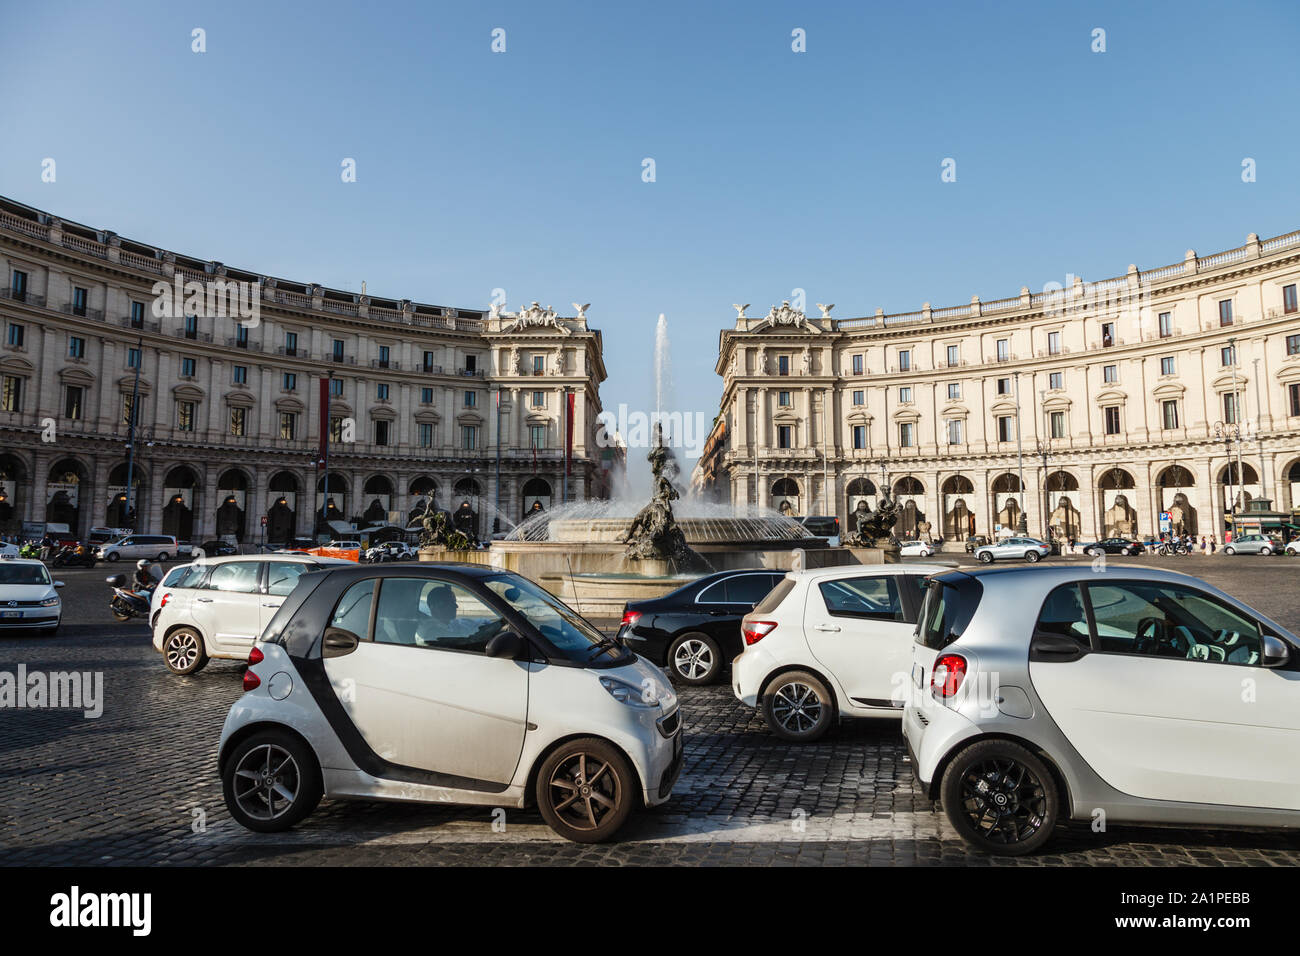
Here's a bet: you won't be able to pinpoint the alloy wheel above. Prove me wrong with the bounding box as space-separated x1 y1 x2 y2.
165 632 201 672
546 751 622 832
957 756 1049 846
673 639 714 680
771 681 823 735
231 743 302 822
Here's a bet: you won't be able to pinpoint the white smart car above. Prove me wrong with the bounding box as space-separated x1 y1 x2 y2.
899 540 936 558
152 554 351 675
219 564 683 843
0 558 64 634
733 564 948 741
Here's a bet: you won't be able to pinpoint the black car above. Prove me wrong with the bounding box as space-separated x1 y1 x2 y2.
198 539 240 557
1079 537 1144 556
616 569 787 685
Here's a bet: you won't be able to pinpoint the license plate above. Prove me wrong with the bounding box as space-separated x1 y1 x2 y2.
1 611 21 619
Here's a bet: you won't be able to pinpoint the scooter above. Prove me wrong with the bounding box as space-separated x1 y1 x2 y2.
105 574 152 622
18 542 40 559
53 545 96 568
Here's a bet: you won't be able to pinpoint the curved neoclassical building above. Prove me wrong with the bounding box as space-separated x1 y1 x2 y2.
707 231 1300 543
0 197 611 542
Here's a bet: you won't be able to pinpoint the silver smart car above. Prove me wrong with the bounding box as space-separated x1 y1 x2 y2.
903 564 1299 855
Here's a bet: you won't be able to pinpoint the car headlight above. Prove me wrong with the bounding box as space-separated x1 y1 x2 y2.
599 676 660 708
40 596 60 607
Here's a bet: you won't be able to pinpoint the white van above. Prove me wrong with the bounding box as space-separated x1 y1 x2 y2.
97 534 179 562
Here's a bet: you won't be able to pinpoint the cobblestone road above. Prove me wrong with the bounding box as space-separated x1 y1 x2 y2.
3 555 1300 866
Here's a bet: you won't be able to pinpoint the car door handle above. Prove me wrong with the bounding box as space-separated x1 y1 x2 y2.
707 609 729 616
196 597 214 603
814 623 841 632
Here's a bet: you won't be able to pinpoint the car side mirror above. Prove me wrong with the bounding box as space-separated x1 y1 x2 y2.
54 581 65 589
1261 634 1290 668
322 627 360 658
486 630 526 660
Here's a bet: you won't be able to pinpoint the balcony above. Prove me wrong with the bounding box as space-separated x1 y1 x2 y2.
60 302 103 321
0 288 44 308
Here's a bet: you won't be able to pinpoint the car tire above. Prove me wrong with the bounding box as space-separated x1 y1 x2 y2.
978 551 994 564
156 552 169 561
106 552 120 562
667 632 723 685
535 737 636 843
162 627 208 675
1025 551 1041 563
1225 546 1236 555
939 739 1059 856
222 729 322 833
761 670 835 742
1260 547 1272 556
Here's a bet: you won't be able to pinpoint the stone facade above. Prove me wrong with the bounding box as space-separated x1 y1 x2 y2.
709 233 1300 543
0 197 609 542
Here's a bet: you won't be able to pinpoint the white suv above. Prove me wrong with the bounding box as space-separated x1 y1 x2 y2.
152 554 351 675
734 564 947 741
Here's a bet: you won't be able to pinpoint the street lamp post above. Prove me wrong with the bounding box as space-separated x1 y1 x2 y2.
1213 420 1241 537
1228 337 1245 521
1013 371 1027 533
1252 357 1267 502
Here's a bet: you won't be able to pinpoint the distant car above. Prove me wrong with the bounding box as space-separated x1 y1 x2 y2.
0 558 64 634
899 540 935 558
974 537 1052 564
1224 534 1283 556
199 540 239 557
363 541 416 563
798 516 841 547
618 569 787 685
963 535 990 554
1285 541 1300 556
0 542 20 559
1080 537 1144 557
96 533 180 562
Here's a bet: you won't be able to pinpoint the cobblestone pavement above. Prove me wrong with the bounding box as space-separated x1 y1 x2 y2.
3 555 1300 866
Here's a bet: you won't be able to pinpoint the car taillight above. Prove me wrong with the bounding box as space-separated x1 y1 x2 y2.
742 620 777 645
160 592 170 608
931 654 967 699
243 646 264 691
620 609 641 628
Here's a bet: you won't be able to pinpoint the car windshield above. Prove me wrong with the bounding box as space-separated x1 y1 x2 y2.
0 564 52 586
484 573 626 663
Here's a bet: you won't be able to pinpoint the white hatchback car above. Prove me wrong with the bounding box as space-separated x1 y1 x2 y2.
152 554 352 675
734 564 947 741
899 540 936 558
0 558 64 634
219 564 683 842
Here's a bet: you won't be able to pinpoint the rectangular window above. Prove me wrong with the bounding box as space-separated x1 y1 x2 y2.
777 354 790 376
946 345 959 367
1103 405 1121 435
235 324 249 347
1101 322 1115 347
177 400 196 431
1103 364 1118 383
378 345 390 368
283 372 297 391
424 351 436 373
898 350 911 371
851 354 864 375
284 332 298 355
852 389 864 406
1 375 22 412
1224 392 1240 425
1219 300 1234 326
1047 331 1061 355
1287 334 1300 356
332 339 345 362
532 390 545 407
1049 371 1063 390
130 301 145 328
181 357 196 377
898 422 915 447
329 378 343 397
1285 284 1298 315
852 424 866 449
532 355 544 375
1290 383 1300 417
233 365 247 385
329 417 344 442
996 415 1013 442
230 407 246 436
128 347 141 369
122 394 135 427
6 323 23 347
778 390 792 407
776 424 792 448
1221 345 1236 367
72 287 88 316
996 338 1009 361
1160 356 1175 376
418 422 434 447
377 383 390 401
64 385 83 420
529 424 546 449
1158 311 1172 337
184 314 198 338
464 390 477 407
996 377 1011 395
374 420 391 446
68 335 85 359
461 425 478 450
10 270 27 301
946 419 963 445
279 412 297 440
1161 400 1180 430
947 382 961 400
899 386 912 403
1049 410 1066 439
465 354 477 373
421 387 434 404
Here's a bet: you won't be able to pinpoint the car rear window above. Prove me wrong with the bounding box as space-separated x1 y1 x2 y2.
916 576 984 650
753 576 796 615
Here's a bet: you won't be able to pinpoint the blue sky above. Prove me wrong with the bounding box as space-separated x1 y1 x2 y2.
2 0 1298 458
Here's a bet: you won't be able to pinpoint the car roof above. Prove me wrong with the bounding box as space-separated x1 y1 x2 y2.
316 562 503 580
787 562 954 581
194 554 353 566
0 558 49 567
937 563 1211 587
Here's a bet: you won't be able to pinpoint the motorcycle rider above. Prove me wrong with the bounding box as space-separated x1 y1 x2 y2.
133 558 161 593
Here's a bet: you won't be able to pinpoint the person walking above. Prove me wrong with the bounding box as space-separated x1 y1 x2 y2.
1209 535 1218 554
1200 535 1207 554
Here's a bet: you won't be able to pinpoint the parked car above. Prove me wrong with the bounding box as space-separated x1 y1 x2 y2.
1285 540 1300 556
798 516 841 547
0 542 20 559
363 541 416 563
898 540 935 558
617 569 787 685
1079 537 1144 556
218 564 683 843
973 536 1051 564
151 554 352 675
96 534 179 562
198 540 239 557
904 564 1300 855
733 564 947 740
0 558 64 634
1223 534 1283 555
